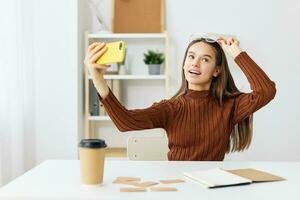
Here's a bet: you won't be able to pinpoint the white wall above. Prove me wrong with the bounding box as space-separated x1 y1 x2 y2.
79 0 300 161
33 0 79 164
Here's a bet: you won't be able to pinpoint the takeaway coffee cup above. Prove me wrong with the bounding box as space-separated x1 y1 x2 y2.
79 139 107 186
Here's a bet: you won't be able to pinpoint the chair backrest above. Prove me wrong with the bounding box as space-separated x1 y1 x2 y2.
127 135 169 160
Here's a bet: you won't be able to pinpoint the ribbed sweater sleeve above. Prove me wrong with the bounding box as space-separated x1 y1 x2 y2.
232 52 276 125
98 89 172 132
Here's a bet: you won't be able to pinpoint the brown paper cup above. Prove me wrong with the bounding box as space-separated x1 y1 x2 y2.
79 139 107 186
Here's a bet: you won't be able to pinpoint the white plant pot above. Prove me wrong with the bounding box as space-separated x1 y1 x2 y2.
147 64 161 75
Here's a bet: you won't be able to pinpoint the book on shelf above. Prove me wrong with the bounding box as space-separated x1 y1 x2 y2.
89 80 99 116
183 168 285 188
90 79 122 117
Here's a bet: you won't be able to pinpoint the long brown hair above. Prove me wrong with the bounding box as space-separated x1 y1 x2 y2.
172 39 253 153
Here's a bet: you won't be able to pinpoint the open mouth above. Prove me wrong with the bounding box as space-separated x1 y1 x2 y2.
188 70 201 75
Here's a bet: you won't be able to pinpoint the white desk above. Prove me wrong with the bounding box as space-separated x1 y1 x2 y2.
0 160 299 200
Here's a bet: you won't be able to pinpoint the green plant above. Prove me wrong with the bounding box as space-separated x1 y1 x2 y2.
143 50 165 65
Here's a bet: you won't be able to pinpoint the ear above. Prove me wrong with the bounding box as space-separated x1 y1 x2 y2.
213 66 221 77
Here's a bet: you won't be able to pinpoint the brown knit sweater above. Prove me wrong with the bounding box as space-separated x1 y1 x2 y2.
98 52 276 161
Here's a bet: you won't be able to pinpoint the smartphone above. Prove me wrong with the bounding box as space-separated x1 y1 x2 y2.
96 41 125 65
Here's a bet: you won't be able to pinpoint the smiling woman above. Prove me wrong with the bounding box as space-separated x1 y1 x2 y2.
171 37 271 158
85 34 276 161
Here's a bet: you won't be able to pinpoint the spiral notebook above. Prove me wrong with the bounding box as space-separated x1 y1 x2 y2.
183 168 284 188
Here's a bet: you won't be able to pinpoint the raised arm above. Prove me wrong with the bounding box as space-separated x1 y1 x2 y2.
217 38 276 125
231 52 276 124
98 89 173 132
84 42 173 132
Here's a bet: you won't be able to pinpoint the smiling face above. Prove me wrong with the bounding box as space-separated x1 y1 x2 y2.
183 41 221 91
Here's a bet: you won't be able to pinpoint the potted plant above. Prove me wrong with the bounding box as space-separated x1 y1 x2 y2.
143 50 165 75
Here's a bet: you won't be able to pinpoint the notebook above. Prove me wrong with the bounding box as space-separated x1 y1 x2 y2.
183 168 284 188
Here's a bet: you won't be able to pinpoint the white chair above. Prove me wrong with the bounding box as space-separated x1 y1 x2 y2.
127 135 169 160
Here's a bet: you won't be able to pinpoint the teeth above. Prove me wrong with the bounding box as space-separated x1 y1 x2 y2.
189 70 201 75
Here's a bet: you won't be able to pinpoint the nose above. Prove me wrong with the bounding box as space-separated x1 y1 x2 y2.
191 59 200 68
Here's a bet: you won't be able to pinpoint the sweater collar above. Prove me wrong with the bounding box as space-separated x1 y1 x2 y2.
185 89 210 98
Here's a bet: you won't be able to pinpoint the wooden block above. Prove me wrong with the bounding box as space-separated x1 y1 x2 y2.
120 187 147 192
115 177 141 182
159 179 185 184
113 179 139 185
131 181 159 188
150 187 178 192
113 177 141 185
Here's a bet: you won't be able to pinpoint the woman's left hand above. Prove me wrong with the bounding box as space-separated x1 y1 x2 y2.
217 37 242 59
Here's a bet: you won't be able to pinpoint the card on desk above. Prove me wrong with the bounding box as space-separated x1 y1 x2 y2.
183 168 285 188
226 168 285 183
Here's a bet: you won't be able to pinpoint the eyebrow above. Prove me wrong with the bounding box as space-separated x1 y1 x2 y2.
187 51 213 58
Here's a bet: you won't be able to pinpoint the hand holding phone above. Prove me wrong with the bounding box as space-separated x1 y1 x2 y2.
96 41 125 65
84 42 109 77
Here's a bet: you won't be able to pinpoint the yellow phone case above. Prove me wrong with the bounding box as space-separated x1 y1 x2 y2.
96 41 125 65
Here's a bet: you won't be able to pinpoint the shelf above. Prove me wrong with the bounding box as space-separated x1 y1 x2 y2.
84 30 169 144
88 74 167 80
88 32 167 39
89 116 111 121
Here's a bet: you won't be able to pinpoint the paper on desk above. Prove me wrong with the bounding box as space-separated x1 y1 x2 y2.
184 168 285 188
183 168 252 188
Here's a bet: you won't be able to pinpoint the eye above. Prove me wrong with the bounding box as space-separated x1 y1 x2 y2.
202 58 209 62
188 55 194 59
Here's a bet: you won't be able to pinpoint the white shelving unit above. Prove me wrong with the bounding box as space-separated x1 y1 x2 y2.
88 74 167 80
84 32 169 147
88 32 168 39
88 116 111 121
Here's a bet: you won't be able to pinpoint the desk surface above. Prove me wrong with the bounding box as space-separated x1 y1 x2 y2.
0 160 299 200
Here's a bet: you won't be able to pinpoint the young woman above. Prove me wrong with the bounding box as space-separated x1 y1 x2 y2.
84 36 276 161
